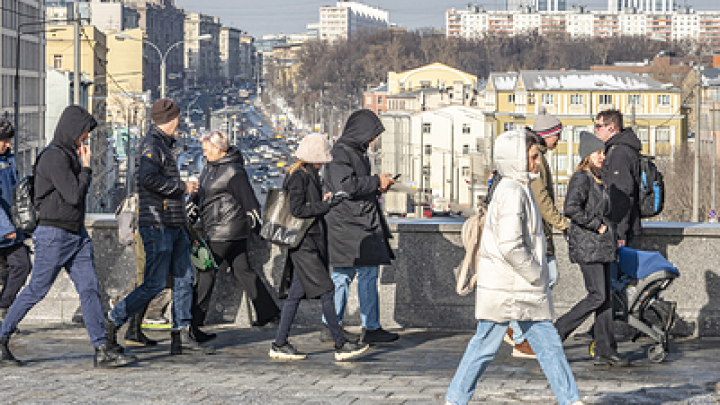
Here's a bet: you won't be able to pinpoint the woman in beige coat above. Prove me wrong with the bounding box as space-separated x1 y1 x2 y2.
446 130 581 405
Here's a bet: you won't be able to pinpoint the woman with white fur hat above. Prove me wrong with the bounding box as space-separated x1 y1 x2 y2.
269 133 369 362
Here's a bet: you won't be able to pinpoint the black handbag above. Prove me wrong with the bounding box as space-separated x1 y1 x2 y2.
260 188 313 249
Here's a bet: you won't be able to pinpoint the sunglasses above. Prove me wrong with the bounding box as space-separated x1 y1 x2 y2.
595 123 608 129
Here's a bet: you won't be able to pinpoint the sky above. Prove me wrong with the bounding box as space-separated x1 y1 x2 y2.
174 0 720 38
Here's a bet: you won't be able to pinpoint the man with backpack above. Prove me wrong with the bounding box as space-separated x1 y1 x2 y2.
0 106 137 368
0 120 31 322
594 109 642 247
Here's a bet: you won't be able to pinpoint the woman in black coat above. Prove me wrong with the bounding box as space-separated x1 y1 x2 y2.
555 131 629 367
190 130 280 343
269 133 369 362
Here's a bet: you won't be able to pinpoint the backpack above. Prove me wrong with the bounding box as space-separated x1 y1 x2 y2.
115 193 139 246
10 146 56 235
638 155 665 218
455 205 487 296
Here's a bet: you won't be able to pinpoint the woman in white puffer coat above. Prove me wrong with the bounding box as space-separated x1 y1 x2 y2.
446 130 582 405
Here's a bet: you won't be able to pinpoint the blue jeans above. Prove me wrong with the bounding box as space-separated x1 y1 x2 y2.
110 226 194 329
510 255 557 345
322 266 381 330
0 226 107 348
446 320 580 405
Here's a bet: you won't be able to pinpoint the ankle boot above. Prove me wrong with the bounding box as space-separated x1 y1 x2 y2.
191 325 217 344
170 327 215 355
125 306 157 347
0 338 20 367
94 343 138 368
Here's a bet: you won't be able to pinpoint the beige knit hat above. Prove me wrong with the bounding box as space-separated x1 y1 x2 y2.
532 106 563 138
295 133 332 163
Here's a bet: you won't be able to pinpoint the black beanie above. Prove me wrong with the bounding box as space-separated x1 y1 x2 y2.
150 99 181 125
0 119 14 140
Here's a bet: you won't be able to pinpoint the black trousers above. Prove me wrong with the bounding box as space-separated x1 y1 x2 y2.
192 239 279 326
555 262 618 357
0 243 32 309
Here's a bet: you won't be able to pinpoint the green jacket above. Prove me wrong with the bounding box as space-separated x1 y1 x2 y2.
530 143 569 257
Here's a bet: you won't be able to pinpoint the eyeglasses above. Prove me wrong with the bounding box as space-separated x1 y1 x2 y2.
595 123 608 129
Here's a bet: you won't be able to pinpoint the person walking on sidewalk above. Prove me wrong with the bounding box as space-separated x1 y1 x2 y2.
322 109 398 345
446 130 581 405
0 120 32 322
270 134 369 362
555 132 629 367
107 99 213 355
506 107 569 359
190 130 280 342
0 106 137 368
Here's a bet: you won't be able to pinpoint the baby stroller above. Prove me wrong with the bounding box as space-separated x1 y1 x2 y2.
588 247 679 363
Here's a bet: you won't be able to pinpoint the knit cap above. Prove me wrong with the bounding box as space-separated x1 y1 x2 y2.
0 119 14 140
532 106 563 138
295 133 332 164
578 131 606 160
150 99 181 125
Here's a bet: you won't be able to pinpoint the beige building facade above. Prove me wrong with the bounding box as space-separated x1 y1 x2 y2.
184 12 221 87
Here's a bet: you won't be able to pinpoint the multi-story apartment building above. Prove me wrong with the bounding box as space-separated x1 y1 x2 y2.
319 1 389 41
184 12 221 87
46 1 140 34
219 27 241 82
591 52 720 88
124 0 185 98
608 0 675 13
484 70 687 200
238 35 255 86
2 0 46 175
446 4 720 49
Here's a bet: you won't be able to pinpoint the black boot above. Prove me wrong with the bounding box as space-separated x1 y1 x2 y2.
191 326 217 344
0 338 21 367
170 326 215 355
125 306 157 347
94 343 138 368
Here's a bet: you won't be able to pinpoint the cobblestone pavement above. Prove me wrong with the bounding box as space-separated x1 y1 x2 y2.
0 323 718 404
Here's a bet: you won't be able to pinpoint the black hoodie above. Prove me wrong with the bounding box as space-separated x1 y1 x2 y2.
602 127 642 241
324 109 394 267
35 105 97 233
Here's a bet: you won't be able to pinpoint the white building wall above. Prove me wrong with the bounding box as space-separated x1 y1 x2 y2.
320 1 388 41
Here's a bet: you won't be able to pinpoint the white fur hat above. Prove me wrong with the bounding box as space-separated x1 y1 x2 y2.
295 133 332 163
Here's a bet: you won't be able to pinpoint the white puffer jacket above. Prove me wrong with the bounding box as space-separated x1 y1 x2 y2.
475 130 554 322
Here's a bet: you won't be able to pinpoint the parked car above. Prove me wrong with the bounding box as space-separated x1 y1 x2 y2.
252 173 266 182
431 197 451 216
267 168 280 177
258 164 269 172
260 180 275 193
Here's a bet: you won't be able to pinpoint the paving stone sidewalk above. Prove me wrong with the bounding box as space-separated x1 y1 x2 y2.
0 323 718 404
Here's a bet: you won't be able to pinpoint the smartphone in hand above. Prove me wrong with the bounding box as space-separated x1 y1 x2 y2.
393 174 401 180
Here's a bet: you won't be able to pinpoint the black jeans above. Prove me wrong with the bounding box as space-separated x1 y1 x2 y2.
0 243 32 309
275 270 345 348
192 239 279 326
555 262 618 357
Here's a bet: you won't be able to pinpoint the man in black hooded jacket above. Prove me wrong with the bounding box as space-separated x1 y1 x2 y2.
0 105 137 368
321 109 399 344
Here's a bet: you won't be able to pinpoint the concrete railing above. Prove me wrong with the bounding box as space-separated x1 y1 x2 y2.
18 215 720 337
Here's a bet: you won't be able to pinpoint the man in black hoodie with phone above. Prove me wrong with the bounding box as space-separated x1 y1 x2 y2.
0 105 137 368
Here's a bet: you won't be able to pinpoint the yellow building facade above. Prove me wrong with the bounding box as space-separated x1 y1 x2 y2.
484 70 687 199
387 62 478 95
46 25 108 119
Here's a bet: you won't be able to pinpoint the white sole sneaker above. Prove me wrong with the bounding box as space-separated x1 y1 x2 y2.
335 344 370 361
503 334 515 346
268 348 307 361
512 347 537 359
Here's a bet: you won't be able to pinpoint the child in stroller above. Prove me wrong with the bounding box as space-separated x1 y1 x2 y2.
589 246 679 363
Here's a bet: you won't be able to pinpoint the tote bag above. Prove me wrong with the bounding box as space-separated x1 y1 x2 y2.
260 188 312 249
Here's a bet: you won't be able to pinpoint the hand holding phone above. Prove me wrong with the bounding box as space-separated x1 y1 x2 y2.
393 174 402 180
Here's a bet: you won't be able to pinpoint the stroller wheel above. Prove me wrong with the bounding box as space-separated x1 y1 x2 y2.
647 344 668 363
588 341 596 358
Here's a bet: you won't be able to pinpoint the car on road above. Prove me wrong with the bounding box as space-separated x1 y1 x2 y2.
249 155 260 164
260 180 275 193
258 164 269 172
267 168 280 177
252 173 266 182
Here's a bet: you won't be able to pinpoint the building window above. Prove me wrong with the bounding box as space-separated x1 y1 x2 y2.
599 94 613 105
504 122 514 131
462 124 471 134
657 94 671 106
570 94 584 105
462 144 470 154
541 93 554 105
508 94 515 104
424 145 432 155
462 166 470 176
378 96 383 104
638 127 649 142
53 55 63 69
557 154 567 172
476 138 483 153
573 126 588 143
422 123 431 134
656 127 670 143
555 182 567 198
628 94 641 105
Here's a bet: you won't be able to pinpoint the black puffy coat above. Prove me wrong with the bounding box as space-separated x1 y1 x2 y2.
196 147 259 242
564 169 618 265
279 165 334 300
324 109 394 267
602 128 642 241
36 106 97 234
136 125 186 229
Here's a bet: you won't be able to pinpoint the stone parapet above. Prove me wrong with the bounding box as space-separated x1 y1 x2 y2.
17 215 720 337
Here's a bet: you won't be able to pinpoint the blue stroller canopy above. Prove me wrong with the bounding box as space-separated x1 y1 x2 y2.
617 247 680 280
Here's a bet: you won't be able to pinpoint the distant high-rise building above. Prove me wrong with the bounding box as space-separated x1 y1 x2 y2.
319 1 389 41
506 0 533 11
608 0 675 12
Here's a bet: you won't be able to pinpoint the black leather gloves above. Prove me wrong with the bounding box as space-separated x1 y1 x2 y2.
327 191 350 207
